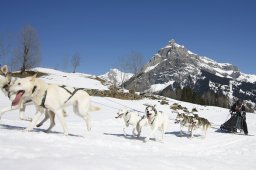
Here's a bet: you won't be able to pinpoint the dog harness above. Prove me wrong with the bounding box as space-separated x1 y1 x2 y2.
30 85 88 109
126 111 143 125
59 85 87 104
40 90 47 108
31 86 48 108
124 111 132 124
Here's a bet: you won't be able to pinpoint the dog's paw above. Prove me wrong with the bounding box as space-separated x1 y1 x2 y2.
144 138 149 143
44 129 50 133
20 117 32 122
23 128 32 132
27 117 32 122
132 133 137 136
36 123 42 127
158 139 164 143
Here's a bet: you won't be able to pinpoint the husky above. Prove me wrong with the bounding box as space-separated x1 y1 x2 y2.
191 115 211 138
174 110 195 137
142 104 168 143
8 74 100 135
0 65 64 132
115 108 146 137
0 65 32 121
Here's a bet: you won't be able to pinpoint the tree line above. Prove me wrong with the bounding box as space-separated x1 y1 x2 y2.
160 87 230 108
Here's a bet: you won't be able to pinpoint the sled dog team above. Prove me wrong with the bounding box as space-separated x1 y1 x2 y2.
0 65 211 142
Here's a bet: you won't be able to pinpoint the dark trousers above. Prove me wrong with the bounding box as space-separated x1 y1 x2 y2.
242 118 248 134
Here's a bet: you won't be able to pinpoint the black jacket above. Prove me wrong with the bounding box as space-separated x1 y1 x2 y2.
230 103 246 117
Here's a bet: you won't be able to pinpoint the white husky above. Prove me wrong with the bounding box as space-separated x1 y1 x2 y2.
115 108 146 137
9 74 100 135
0 65 32 121
142 104 168 143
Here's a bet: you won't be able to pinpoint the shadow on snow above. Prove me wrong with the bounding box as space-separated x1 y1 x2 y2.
0 124 83 137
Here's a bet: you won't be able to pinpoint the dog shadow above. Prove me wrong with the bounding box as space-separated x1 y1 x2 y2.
0 124 83 138
103 132 145 141
165 131 202 138
0 124 24 131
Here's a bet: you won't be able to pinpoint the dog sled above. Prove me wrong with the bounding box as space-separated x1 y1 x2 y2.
220 112 243 133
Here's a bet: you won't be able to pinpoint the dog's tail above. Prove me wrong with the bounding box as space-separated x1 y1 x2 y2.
90 105 101 112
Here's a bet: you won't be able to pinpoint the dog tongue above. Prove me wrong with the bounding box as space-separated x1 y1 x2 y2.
12 92 23 106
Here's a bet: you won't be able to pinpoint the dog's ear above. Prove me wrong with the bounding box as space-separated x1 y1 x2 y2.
1 65 8 75
30 73 37 82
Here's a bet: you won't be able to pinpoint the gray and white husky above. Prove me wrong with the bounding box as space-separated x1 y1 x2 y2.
175 110 211 138
142 104 168 143
191 114 211 138
174 110 195 137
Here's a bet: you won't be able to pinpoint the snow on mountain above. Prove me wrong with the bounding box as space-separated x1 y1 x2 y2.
147 80 175 93
237 72 256 83
143 40 255 83
32 67 108 90
99 68 133 86
124 39 256 110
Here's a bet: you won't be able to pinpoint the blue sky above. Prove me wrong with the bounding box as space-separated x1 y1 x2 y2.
0 0 255 75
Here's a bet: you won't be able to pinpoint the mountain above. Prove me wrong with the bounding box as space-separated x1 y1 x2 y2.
124 39 256 111
99 68 133 86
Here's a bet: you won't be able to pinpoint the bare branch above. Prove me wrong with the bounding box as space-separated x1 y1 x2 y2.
13 25 41 73
71 53 81 73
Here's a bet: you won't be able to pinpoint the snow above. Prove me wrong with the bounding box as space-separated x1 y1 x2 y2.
1 68 256 170
197 57 256 83
99 68 133 86
147 81 175 93
33 67 108 90
173 43 184 48
144 63 159 73
237 73 256 83
187 50 197 55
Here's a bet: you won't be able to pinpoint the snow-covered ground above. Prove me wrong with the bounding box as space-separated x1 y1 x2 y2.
0 68 255 170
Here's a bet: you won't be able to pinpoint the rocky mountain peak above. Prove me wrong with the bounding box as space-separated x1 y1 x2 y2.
169 39 176 45
124 39 256 111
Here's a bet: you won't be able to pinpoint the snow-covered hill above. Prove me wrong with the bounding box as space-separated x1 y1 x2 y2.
32 67 108 90
0 68 255 170
99 68 133 86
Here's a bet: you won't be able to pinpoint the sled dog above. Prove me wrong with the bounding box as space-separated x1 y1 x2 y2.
191 115 211 138
115 108 146 137
174 110 195 137
142 104 168 142
9 74 100 135
0 65 32 121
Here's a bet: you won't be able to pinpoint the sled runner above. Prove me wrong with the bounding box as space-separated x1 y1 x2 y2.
220 112 243 133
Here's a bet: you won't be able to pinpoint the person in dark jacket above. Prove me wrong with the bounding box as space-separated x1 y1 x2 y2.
230 100 248 135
